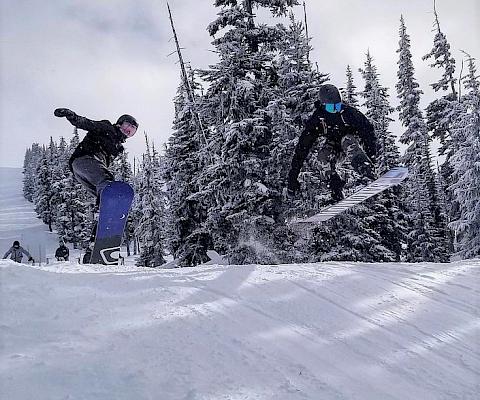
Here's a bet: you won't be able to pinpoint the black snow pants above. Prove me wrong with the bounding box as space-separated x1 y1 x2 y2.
71 155 114 199
318 134 375 200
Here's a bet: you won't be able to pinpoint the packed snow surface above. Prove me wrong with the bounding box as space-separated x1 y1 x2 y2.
1 258 479 400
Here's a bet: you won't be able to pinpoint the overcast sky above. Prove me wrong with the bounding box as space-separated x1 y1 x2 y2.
1 0 478 168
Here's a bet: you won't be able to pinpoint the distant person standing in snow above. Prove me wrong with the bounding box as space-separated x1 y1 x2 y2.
53 108 138 201
287 84 377 201
3 241 34 263
55 241 70 261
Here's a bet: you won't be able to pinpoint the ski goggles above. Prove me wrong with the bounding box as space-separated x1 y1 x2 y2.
325 102 342 113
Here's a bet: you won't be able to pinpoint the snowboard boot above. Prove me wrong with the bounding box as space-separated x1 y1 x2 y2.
328 172 346 203
351 154 376 184
82 249 92 264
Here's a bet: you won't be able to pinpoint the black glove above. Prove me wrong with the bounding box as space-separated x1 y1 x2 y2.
54 108 75 118
28 257 34 262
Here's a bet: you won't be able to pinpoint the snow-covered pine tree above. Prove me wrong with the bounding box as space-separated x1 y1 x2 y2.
422 3 459 245
198 0 299 264
51 136 71 242
266 11 329 262
23 148 33 199
274 12 328 217
134 137 166 267
164 74 212 267
396 16 450 262
356 51 410 260
23 143 43 202
342 65 359 107
360 52 400 173
449 53 480 258
33 141 56 232
54 130 90 248
111 151 133 183
423 2 457 97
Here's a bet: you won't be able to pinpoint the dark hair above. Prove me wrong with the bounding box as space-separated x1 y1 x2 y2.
13 240 20 246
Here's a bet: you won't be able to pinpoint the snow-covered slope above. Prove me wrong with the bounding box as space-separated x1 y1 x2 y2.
0 167 59 262
1 259 479 400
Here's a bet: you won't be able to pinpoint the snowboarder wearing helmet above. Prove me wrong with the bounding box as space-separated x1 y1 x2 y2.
54 108 138 199
287 84 377 201
3 241 34 263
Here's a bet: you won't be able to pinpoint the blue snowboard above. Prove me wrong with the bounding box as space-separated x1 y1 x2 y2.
89 182 134 265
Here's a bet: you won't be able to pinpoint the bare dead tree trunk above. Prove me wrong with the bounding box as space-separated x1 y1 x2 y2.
167 2 212 164
303 1 310 65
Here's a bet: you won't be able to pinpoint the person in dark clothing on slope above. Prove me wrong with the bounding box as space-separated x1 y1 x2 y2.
54 108 138 200
55 241 70 261
55 108 138 263
287 84 377 201
3 241 34 263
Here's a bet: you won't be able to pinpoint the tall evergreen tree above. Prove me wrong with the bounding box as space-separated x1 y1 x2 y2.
198 0 299 264
274 12 327 217
422 3 459 243
34 143 56 232
342 64 359 107
23 143 43 202
111 151 133 183
266 11 329 262
396 16 450 262
51 136 71 241
360 51 400 173
359 51 410 260
55 130 91 248
164 75 211 267
449 54 480 258
134 138 166 267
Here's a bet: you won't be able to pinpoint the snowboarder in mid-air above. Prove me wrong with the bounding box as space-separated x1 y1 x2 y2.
287 84 377 202
54 108 138 199
54 108 138 264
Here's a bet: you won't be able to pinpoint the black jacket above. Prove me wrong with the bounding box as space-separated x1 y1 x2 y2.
288 102 376 186
67 114 126 170
55 245 70 260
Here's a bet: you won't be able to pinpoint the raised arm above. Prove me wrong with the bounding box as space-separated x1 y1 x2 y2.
54 108 103 132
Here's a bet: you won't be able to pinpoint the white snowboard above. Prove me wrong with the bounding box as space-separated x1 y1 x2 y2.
291 167 409 225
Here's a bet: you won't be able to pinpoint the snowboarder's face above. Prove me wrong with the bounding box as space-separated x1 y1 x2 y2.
119 121 137 138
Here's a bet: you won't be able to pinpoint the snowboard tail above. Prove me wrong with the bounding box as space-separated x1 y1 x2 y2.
291 167 408 225
87 182 134 265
